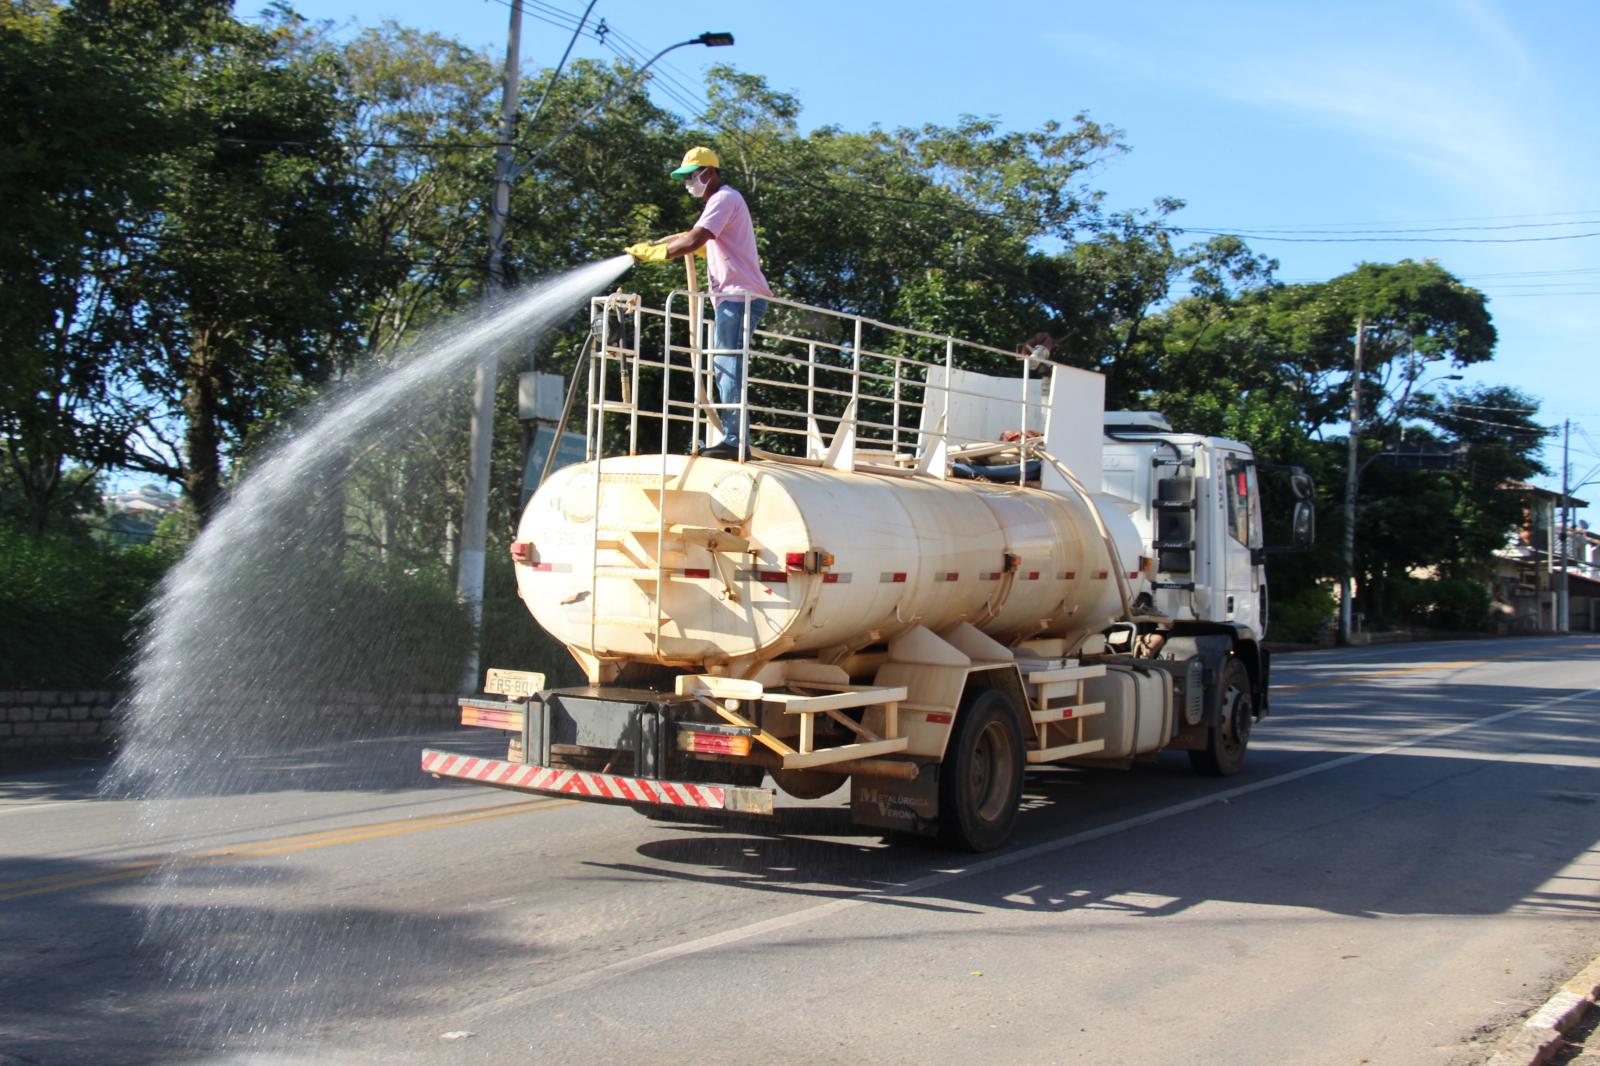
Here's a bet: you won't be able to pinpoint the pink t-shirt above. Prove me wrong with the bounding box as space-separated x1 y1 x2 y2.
695 185 772 300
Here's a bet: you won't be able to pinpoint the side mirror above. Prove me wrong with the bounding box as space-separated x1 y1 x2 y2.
1292 499 1315 549
1291 472 1314 501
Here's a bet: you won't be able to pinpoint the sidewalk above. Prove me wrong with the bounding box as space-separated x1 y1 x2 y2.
1480 954 1600 1064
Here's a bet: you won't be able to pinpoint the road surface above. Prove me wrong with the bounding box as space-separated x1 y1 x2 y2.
2 636 1597 1064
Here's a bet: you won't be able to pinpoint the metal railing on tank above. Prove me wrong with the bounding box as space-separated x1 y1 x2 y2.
584 291 1058 473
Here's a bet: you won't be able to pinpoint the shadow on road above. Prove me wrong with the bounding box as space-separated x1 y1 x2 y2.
0 856 517 1065
589 677 1600 926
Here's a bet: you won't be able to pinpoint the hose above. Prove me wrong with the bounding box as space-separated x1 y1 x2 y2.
537 331 597 490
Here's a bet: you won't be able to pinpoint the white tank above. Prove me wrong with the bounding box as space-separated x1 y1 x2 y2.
516 454 1147 669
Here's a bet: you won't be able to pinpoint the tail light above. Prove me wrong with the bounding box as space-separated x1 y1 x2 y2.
784 549 835 573
510 541 533 565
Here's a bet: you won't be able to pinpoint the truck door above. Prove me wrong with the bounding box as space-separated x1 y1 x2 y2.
1219 451 1263 634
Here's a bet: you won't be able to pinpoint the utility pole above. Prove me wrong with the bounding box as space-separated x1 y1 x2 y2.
458 0 523 691
1559 418 1571 632
1339 315 1364 645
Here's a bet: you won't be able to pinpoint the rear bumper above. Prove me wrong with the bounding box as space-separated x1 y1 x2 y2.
421 748 774 815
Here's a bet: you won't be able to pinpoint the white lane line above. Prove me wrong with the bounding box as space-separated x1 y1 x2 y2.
0 800 95 818
463 685 1600 1019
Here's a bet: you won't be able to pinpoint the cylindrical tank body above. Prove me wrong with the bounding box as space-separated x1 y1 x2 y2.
517 455 1147 668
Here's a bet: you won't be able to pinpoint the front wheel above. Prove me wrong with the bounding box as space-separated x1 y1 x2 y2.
938 688 1025 851
1189 657 1253 776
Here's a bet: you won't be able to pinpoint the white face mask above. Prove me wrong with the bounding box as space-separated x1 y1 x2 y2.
684 169 710 197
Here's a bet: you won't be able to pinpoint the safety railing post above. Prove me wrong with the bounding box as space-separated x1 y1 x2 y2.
851 316 864 427
942 338 954 456
1020 348 1031 446
739 296 752 461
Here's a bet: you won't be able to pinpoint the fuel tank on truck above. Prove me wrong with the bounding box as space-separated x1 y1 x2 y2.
515 453 1148 673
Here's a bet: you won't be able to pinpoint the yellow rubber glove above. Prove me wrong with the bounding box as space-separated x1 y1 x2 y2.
625 241 669 264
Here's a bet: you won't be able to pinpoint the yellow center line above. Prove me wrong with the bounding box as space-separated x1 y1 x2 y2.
1276 641 1598 692
0 797 576 904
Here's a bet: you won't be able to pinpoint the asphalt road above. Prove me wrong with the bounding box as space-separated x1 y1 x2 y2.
2 636 1598 1065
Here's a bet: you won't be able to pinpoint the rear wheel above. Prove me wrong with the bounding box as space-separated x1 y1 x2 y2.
938 688 1025 851
1189 657 1253 776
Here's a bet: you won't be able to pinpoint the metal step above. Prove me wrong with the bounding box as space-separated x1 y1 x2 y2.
594 565 663 581
1026 738 1106 764
597 520 668 535
598 471 672 486
1028 700 1105 725
589 614 666 629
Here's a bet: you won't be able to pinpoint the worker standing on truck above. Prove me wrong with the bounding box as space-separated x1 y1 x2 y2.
626 146 772 460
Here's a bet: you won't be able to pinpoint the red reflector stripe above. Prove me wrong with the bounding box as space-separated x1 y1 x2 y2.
822 573 839 584
924 712 953 724
682 568 710 579
1095 570 1108 580
1061 571 1076 580
1027 571 1040 580
531 562 554 572
758 571 788 583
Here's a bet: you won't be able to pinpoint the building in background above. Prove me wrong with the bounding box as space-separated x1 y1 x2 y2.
1491 484 1592 632
102 485 180 545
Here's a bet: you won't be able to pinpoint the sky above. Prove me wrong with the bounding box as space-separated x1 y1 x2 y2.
252 0 1600 501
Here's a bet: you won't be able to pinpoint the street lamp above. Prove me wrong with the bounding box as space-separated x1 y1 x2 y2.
457 23 735 691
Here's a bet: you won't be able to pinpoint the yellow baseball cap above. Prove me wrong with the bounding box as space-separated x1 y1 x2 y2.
670 146 720 179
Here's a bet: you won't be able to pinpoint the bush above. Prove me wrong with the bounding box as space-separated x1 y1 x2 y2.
1269 584 1336 643
0 526 174 688
1427 577 1492 632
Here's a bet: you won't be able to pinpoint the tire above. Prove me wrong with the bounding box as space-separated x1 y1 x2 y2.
1189 657 1253 777
938 687 1025 851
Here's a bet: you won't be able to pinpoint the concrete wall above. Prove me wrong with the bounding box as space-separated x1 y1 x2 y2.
0 691 123 761
0 692 462 766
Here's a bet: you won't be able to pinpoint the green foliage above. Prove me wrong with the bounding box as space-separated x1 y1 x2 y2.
1268 584 1336 644
0 525 172 688
1383 574 1492 632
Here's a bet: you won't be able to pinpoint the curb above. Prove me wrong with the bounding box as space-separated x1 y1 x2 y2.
1485 955 1600 1065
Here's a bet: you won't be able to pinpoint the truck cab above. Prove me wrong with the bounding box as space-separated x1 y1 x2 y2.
1100 412 1265 637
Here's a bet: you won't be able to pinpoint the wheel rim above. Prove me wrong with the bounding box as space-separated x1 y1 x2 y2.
969 720 1017 822
1220 680 1252 757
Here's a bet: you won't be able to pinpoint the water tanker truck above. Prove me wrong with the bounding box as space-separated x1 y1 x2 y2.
423 289 1314 850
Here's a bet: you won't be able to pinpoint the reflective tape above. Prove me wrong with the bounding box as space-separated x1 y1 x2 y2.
420 749 727 809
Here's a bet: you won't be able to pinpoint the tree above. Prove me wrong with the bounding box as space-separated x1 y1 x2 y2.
0 0 201 533
106 12 388 522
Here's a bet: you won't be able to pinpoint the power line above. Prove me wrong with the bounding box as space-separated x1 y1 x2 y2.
1182 227 1600 245
1218 219 1600 236
1482 291 1600 297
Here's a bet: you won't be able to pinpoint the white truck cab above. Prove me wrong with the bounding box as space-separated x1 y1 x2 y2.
1100 412 1266 638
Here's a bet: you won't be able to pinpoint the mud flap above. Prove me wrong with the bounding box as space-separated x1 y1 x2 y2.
850 767 940 837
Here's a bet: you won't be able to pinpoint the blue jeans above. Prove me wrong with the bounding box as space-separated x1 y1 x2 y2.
710 297 767 446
